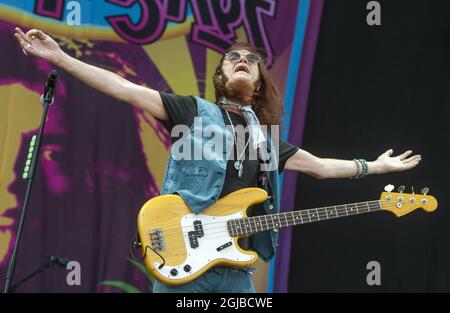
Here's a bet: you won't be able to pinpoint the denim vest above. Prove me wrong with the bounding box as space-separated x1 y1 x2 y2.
161 97 280 262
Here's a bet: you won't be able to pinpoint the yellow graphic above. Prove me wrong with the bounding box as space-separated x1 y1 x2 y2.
0 83 42 263
135 110 169 190
143 37 199 96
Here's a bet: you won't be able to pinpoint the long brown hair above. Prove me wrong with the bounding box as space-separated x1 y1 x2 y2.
212 43 284 126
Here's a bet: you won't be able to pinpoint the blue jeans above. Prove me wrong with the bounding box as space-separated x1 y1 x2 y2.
152 266 256 293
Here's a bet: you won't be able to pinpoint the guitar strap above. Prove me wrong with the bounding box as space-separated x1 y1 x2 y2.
258 149 275 205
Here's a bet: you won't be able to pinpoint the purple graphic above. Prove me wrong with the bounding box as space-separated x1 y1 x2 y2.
191 0 276 65
34 0 65 20
106 0 167 44
166 0 188 22
102 0 277 63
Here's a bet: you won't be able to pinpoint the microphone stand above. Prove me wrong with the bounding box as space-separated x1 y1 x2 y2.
3 70 57 293
9 256 68 293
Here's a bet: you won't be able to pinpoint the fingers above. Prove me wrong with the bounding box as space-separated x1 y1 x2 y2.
403 154 421 164
398 150 413 160
26 28 46 40
385 149 393 156
14 27 46 57
15 27 32 44
396 155 421 171
14 33 33 56
400 159 420 171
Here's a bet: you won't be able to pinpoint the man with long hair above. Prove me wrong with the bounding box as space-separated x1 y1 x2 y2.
14 27 421 293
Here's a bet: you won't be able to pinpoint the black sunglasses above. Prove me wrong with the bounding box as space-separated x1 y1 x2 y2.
224 51 262 65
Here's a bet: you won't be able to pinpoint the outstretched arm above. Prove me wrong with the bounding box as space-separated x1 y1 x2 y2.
14 27 168 120
285 148 421 179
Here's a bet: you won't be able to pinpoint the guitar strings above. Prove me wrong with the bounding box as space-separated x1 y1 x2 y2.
142 200 386 232
141 200 406 242
140 201 413 260
142 201 399 238
144 202 392 259
148 203 385 240
141 200 392 234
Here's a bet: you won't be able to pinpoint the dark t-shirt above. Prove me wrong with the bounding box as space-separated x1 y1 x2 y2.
159 92 299 199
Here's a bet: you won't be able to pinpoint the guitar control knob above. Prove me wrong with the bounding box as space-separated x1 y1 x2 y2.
184 265 192 272
170 268 178 276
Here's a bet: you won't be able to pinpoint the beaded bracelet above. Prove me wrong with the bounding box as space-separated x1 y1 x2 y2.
351 159 368 179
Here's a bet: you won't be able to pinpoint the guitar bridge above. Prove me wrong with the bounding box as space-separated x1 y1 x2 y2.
150 229 165 251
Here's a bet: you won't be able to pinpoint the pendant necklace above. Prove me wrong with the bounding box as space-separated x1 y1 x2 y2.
223 107 250 178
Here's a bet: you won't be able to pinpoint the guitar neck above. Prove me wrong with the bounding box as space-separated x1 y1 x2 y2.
227 200 383 237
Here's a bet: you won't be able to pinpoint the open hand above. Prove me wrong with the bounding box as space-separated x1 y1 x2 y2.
375 149 421 173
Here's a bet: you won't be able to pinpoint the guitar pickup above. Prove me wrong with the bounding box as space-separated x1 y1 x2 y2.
193 220 204 237
216 241 232 252
188 231 199 249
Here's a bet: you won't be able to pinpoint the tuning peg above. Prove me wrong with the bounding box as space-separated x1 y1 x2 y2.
397 185 405 193
421 187 429 195
384 184 395 192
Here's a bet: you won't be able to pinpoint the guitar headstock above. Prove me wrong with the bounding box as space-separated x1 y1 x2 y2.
380 184 438 217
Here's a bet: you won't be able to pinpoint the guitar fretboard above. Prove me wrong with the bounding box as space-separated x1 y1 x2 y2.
227 200 383 237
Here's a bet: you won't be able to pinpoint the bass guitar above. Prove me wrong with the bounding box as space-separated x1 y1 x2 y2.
137 185 437 285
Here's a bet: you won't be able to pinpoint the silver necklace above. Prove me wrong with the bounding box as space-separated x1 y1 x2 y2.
223 107 250 178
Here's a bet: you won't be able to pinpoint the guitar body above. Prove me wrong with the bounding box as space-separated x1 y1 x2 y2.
137 188 268 286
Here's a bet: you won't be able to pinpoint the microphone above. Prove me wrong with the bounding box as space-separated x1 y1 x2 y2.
48 256 70 268
40 69 58 105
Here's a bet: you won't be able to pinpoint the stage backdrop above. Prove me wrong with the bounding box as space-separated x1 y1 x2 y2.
0 0 321 292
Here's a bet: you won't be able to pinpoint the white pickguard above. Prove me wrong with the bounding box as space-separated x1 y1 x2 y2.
154 212 255 281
